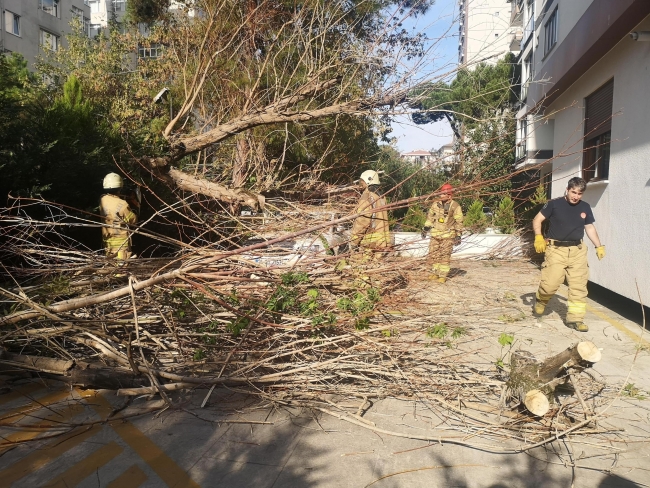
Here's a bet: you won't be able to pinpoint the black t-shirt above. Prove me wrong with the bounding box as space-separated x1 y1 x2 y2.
540 197 595 241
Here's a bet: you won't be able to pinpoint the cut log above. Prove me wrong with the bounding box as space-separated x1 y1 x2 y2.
507 341 601 416
524 389 550 417
537 341 601 383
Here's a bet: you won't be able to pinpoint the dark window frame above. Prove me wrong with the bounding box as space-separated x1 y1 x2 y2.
4 10 20 36
582 79 614 182
544 7 558 55
39 0 60 18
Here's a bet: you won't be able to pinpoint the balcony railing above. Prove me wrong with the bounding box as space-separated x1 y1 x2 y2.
521 15 534 50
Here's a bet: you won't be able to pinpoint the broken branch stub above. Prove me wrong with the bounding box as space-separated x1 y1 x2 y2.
508 341 601 416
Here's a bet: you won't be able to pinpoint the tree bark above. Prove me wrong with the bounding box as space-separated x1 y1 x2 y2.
167 167 265 210
0 349 148 389
507 341 601 416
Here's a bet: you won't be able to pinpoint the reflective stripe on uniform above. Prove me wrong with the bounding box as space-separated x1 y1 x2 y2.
567 301 586 315
432 263 450 272
430 229 455 239
361 232 389 245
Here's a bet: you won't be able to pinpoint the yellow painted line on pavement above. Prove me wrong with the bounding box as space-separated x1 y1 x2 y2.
587 305 650 348
106 464 148 488
0 389 73 424
0 390 95 453
45 441 124 488
0 424 103 485
554 289 650 347
90 394 200 488
0 383 42 406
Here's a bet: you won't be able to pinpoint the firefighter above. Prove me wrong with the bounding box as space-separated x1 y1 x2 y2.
532 177 605 332
350 170 390 259
100 173 138 261
422 183 463 283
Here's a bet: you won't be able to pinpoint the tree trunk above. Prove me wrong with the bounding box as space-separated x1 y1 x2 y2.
167 167 265 210
0 349 148 389
507 341 601 416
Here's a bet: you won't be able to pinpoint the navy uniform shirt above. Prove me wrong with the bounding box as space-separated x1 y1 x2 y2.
540 197 595 241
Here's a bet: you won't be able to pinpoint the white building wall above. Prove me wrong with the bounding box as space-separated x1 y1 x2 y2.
547 15 650 305
462 0 513 66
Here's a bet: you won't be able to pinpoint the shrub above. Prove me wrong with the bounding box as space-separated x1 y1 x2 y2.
493 196 515 234
463 200 488 233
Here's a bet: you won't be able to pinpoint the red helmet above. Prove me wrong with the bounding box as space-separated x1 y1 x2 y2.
440 183 454 193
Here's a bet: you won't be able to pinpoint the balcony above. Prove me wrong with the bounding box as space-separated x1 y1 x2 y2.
510 1 523 27
509 29 523 51
520 15 534 50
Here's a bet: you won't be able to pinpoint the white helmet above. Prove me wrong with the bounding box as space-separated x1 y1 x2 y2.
359 170 380 185
103 173 123 189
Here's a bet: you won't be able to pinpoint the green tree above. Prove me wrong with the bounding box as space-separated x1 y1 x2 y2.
411 54 520 208
463 200 488 233
35 0 435 209
0 53 121 210
493 195 515 234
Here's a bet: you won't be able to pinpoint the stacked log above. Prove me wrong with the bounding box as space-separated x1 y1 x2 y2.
507 341 601 416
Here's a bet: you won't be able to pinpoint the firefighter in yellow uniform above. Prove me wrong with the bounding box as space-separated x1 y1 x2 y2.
422 183 463 283
350 170 390 260
533 177 605 332
100 173 138 261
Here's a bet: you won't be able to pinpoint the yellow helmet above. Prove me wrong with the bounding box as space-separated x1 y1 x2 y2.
103 173 123 189
359 170 380 185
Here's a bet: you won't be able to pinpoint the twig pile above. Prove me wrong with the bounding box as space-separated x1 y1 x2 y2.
0 201 626 453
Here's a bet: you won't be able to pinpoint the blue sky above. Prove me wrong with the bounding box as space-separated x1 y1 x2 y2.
389 0 458 153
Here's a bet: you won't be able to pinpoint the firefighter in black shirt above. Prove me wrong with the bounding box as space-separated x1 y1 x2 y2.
532 177 606 332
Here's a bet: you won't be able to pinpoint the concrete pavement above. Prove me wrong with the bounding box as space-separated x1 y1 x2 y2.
1 261 649 487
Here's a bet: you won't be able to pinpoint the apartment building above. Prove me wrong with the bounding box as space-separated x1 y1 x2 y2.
458 0 517 67
1 0 90 67
513 0 650 305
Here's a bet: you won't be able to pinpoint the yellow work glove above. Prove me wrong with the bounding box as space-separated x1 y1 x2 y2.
596 245 606 260
534 235 547 253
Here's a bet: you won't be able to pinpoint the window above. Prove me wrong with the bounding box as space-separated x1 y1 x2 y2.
583 80 614 182
516 118 528 160
544 7 558 55
89 24 101 37
4 10 20 36
71 6 83 24
89 0 99 14
113 0 126 12
40 29 59 51
138 44 163 58
40 0 60 17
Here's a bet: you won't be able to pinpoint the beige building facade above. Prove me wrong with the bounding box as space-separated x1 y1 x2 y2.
458 0 517 67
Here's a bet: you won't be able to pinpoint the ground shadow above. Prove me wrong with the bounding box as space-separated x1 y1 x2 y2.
520 292 568 321
449 268 467 279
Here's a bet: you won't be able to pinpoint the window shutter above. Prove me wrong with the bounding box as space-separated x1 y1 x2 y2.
584 80 613 139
